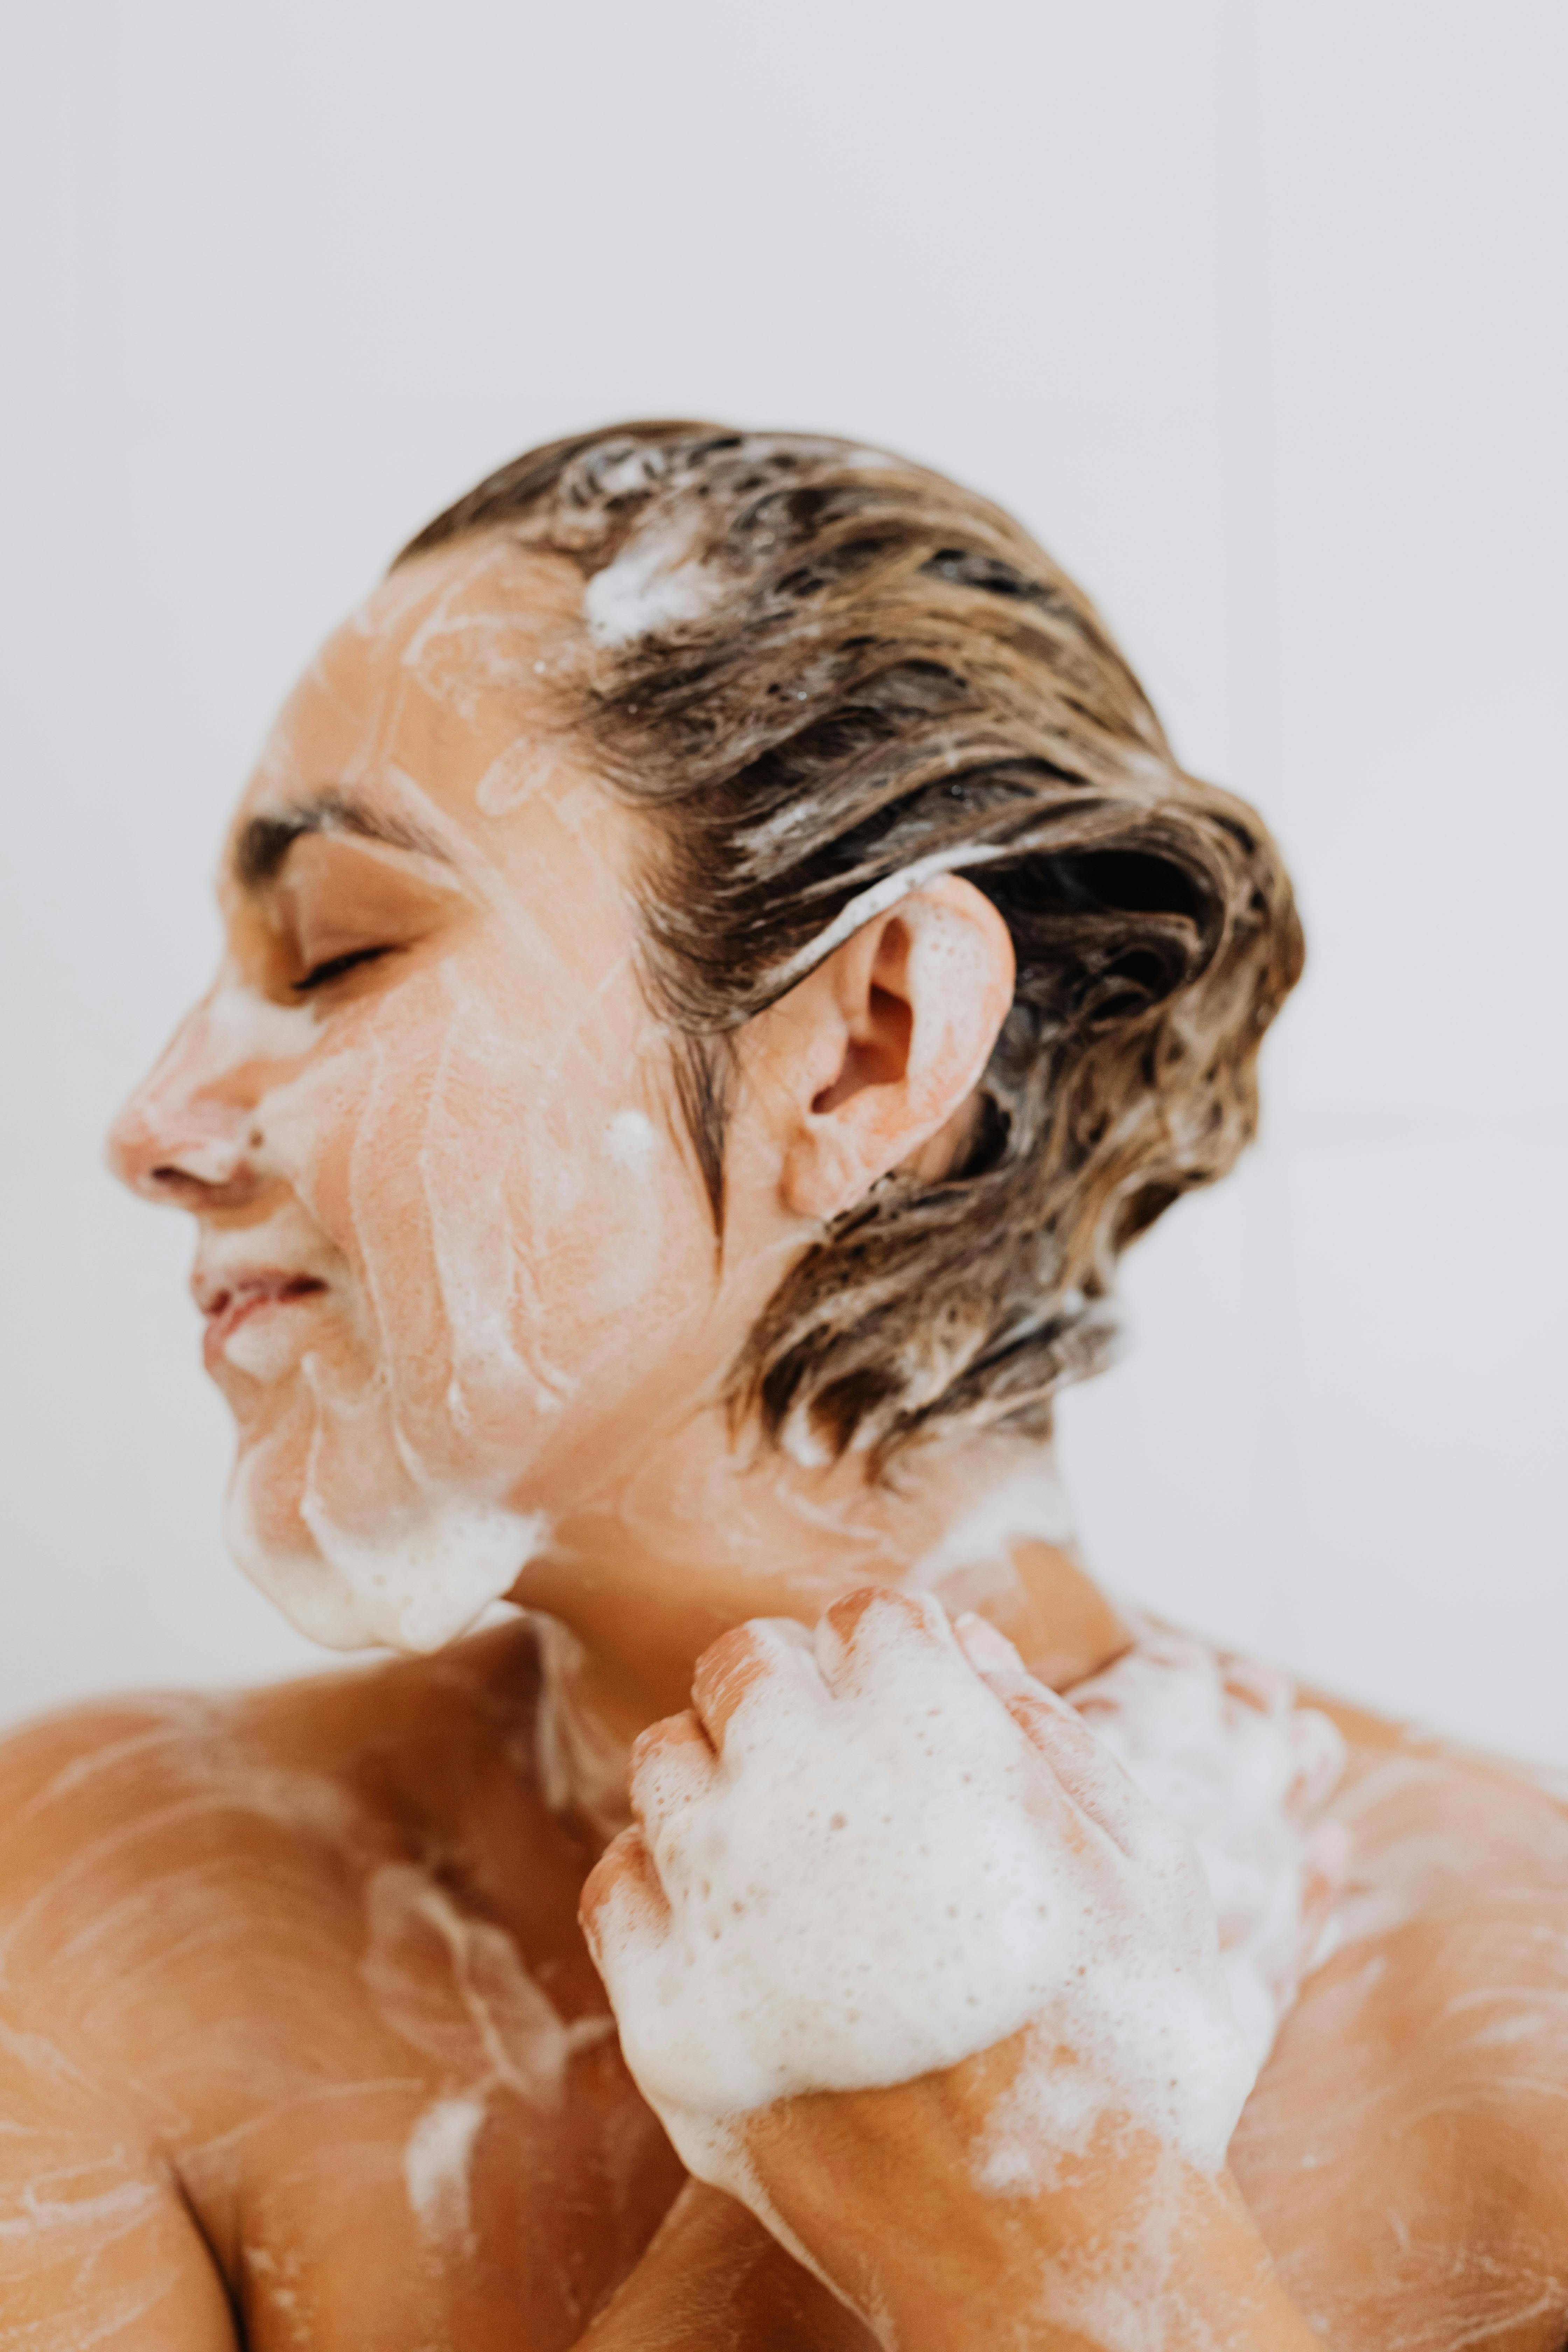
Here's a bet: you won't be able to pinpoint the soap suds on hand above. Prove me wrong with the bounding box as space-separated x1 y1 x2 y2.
1067 1621 1349 2075
589 1594 1261 2219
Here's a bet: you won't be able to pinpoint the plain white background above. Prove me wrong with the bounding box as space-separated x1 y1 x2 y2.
2 2 1563 1756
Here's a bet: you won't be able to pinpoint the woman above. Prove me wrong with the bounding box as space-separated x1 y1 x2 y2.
2 424 1564 2350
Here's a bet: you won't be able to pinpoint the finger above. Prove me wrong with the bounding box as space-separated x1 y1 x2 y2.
691 1617 816 1750
630 1706 715 1771
953 1610 1032 1688
1300 1818 1353 1942
948 1614 1140 1854
580 1825 670 1958
949 1611 1143 1843
1285 1707 1348 1823
690 1624 774 1748
627 1708 717 1833
1008 1686 1154 1856
1220 1655 1294 1722
814 1583 950 1690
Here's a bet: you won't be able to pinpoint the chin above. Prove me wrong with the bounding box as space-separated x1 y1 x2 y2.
223 1419 552 1656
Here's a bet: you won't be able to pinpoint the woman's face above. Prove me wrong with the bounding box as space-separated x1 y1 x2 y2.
108 538 779 1653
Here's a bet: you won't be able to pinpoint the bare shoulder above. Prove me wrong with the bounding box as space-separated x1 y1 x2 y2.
1297 1685 1568 2099
1233 1689 1568 2348
0 1618 580 2128
0 1691 259 2346
0 1624 628 2346
0 1682 279 1999
0 1619 557 2017
1311 1684 1568 1924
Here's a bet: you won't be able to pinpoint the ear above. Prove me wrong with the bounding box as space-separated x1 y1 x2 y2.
756 875 1016 1224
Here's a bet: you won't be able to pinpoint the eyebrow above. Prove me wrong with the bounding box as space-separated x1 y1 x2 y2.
233 790 454 889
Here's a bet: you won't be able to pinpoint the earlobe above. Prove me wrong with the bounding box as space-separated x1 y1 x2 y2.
783 1118 869 1225
776 877 1014 1224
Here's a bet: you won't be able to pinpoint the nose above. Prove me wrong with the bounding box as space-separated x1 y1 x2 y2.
106 984 299 1211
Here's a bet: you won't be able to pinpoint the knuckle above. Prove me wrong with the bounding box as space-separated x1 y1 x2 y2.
629 1708 709 1786
821 1583 930 1647
696 1623 761 1681
579 1826 643 1926
692 1626 776 1734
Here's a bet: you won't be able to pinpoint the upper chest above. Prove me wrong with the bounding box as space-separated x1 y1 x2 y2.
2 1667 686 2349
128 1789 686 2346
93 1829 688 2347
37 1698 1568 2352
212 1778 1568 2352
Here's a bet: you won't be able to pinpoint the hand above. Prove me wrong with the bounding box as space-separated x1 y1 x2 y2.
581 1588 1288 2345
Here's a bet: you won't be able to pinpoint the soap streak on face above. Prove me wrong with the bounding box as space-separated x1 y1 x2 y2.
108 538 759 1657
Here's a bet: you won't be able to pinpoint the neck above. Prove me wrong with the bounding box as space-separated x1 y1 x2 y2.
513 1418 1130 1841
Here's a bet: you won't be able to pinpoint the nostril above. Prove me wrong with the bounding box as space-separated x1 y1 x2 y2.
120 1128 258 1202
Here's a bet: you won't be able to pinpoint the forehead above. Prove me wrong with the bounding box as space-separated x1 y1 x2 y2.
239 535 588 826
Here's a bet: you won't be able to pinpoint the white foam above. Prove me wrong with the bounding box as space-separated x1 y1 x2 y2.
603 1107 657 1168
405 2095 485 2245
475 737 567 815
1066 1623 1348 2076
765 842 1014 993
222 1303 317 1385
590 1594 1256 2206
363 1860 605 2105
227 1416 548 1654
532 1611 638 1843
209 979 320 1057
582 519 726 647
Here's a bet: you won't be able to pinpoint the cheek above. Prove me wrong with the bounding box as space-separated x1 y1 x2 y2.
526 1104 680 1333
258 957 707 1451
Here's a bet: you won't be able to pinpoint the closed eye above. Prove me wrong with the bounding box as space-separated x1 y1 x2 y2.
292 945 395 993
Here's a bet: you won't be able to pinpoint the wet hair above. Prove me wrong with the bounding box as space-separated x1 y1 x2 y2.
398 423 1303 1468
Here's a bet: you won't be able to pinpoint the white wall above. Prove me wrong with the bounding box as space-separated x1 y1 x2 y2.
3 1 1563 1756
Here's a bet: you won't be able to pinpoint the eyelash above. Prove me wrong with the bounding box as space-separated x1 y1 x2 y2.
292 946 394 994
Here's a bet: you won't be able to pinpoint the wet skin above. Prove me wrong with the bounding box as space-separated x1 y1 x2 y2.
4 1614 1568 2350
9 540 1568 2345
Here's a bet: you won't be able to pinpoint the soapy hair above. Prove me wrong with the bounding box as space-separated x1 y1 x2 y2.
398 424 1303 1466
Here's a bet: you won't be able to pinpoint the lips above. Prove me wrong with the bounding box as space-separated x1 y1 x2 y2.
198 1271 328 1359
